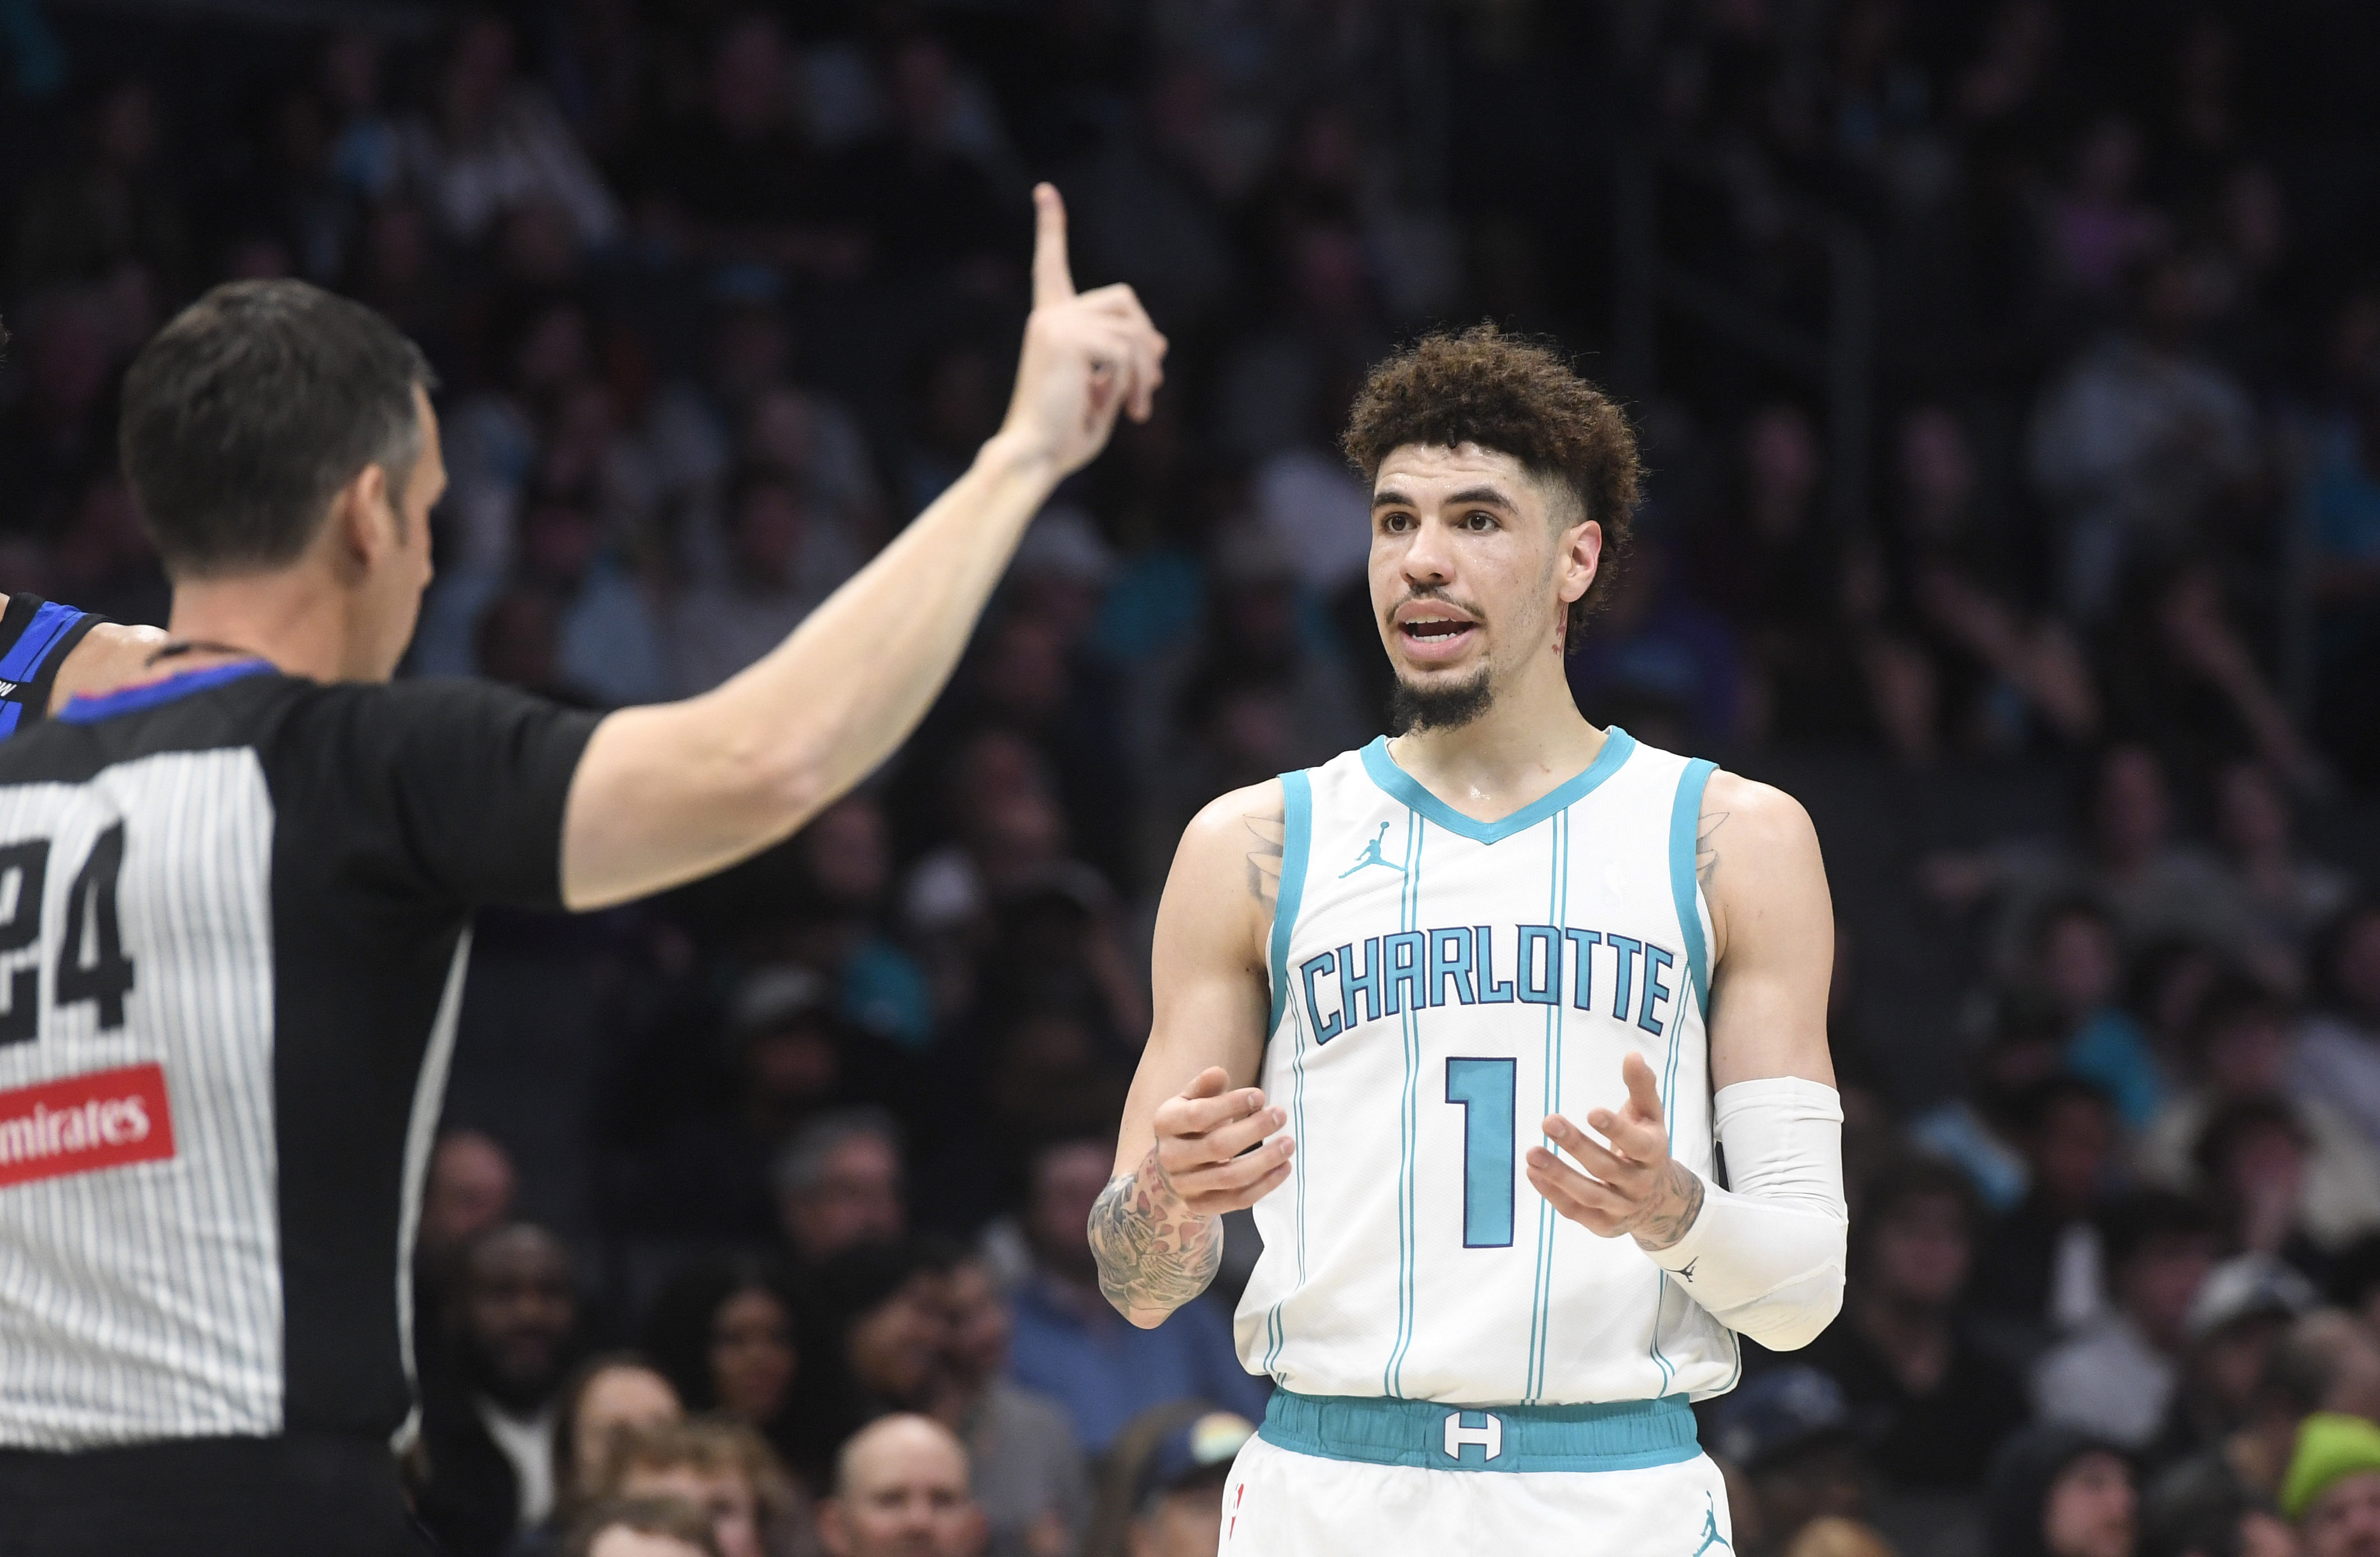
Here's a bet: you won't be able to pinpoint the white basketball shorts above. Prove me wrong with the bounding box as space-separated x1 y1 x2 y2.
1216 1392 1735 1556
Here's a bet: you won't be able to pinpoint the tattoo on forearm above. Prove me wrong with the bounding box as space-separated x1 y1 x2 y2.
1244 807 1286 905
1633 1161 1706 1252
1087 1148 1222 1317
1696 811 1730 890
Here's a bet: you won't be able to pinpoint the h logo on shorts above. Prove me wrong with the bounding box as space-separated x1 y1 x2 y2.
1442 1410 1503 1463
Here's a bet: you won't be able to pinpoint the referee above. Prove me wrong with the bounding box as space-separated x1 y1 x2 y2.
0 186 1161 1556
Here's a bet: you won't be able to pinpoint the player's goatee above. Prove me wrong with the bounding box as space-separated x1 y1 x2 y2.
1389 666 1494 732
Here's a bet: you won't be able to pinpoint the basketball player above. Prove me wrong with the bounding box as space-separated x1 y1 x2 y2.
0 594 162 738
0 316 173 731
1092 329 1847 1552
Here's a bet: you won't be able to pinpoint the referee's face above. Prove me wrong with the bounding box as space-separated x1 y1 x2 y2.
358 385 445 681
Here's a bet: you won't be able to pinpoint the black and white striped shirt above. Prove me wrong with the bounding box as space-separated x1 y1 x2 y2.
0 662 596 1452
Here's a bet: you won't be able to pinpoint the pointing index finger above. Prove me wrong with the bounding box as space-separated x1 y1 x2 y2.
1030 183 1075 309
1621 1051 1666 1126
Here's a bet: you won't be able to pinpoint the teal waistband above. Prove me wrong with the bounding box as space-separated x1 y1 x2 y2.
1258 1390 1701 1474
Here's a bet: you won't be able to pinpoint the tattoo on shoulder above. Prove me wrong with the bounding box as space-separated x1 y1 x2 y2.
1696 810 1730 890
1243 805 1286 906
1087 1150 1222 1317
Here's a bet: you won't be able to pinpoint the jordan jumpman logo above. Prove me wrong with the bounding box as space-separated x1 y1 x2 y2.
1339 821 1404 878
1692 1494 1732 1556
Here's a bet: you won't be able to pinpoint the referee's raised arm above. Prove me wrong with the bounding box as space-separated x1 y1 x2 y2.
561 183 1164 908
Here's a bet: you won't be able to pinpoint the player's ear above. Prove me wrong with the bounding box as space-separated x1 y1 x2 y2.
1559 517 1603 605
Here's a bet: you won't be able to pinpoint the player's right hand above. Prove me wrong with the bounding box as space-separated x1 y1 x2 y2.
1150 1065 1295 1216
993 183 1168 480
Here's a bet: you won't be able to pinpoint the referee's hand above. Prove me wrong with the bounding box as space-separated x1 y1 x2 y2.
1150 1066 1295 1218
993 183 1168 480
1528 1051 1705 1251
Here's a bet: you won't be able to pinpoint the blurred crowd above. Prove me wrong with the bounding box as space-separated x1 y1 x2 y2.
3 0 2380 1555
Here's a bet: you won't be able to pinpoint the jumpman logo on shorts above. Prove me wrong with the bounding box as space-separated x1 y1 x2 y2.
1339 821 1403 878
1692 1493 1732 1556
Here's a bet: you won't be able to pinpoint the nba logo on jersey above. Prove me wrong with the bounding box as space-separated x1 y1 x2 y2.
1237 728 1743 1408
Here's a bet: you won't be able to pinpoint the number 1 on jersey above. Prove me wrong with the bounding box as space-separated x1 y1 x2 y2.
1444 1057 1516 1247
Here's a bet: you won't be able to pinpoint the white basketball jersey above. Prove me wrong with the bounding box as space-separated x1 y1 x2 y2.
1236 728 1741 1407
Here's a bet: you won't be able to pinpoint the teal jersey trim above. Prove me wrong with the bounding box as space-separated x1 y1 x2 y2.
1359 728 1637 845
1650 755 1718 1394
1259 1390 1701 1475
1385 811 1425 1396
1668 758 1719 1019
1267 770 1315 1038
1261 770 1313 1374
1525 808 1569 1402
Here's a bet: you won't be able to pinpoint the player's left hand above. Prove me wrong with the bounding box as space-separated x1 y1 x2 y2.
1527 1051 1706 1251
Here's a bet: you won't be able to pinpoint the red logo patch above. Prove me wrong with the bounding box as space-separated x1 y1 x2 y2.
0 1063 176 1189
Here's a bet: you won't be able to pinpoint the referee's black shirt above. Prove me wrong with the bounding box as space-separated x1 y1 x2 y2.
0 662 596 1468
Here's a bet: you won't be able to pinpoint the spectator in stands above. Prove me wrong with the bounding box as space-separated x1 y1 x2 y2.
1705 1368 1873 1557
936 1253 1088 1557
2137 1457 2292 1557
2028 251 2257 619
13 77 187 294
2140 977 2380 1253
1808 1157 2030 1493
2030 895 2165 1130
1912 1000 2073 1214
817 1414 987 1557
417 1224 587 1555
595 1418 801 1557
2283 1413 2380 1557
1983 1426 2138 1557
2151 1255 2321 1469
2034 1191 2220 1449
636 13 846 274
398 14 619 249
2210 761 2355 972
1880 403 2100 760
2296 904 2380 1153
1118 1410 1255 1557
415 1128 521 1360
830 34 1016 285
1696 403 1873 747
2101 563 2327 801
785 796 934 1051
774 1111 908 1268
413 481 668 706
1005 1140 1267 1453
546 1355 684 1537
1927 744 2238 972
643 1259 805 1468
566 1497 723 1557
2166 1309 2380 1510
798 1237 960 1473
673 464 851 695
2194 1099 2333 1278
1973 1075 2121 1348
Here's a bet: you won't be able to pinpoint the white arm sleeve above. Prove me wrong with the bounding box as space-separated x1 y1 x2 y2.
1640 1077 1848 1351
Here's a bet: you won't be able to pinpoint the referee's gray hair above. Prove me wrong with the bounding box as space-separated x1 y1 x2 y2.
770 1108 904 1201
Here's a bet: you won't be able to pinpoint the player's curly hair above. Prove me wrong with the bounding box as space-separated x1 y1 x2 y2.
1342 324 1644 645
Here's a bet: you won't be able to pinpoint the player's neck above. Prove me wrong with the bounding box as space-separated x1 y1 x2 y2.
1386 659 1604 825
167 564 385 685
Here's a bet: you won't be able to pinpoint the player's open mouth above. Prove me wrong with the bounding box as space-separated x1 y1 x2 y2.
1397 616 1479 660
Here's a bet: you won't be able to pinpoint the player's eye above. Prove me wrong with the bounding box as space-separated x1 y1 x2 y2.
1378 511 1412 533
1463 510 1498 531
